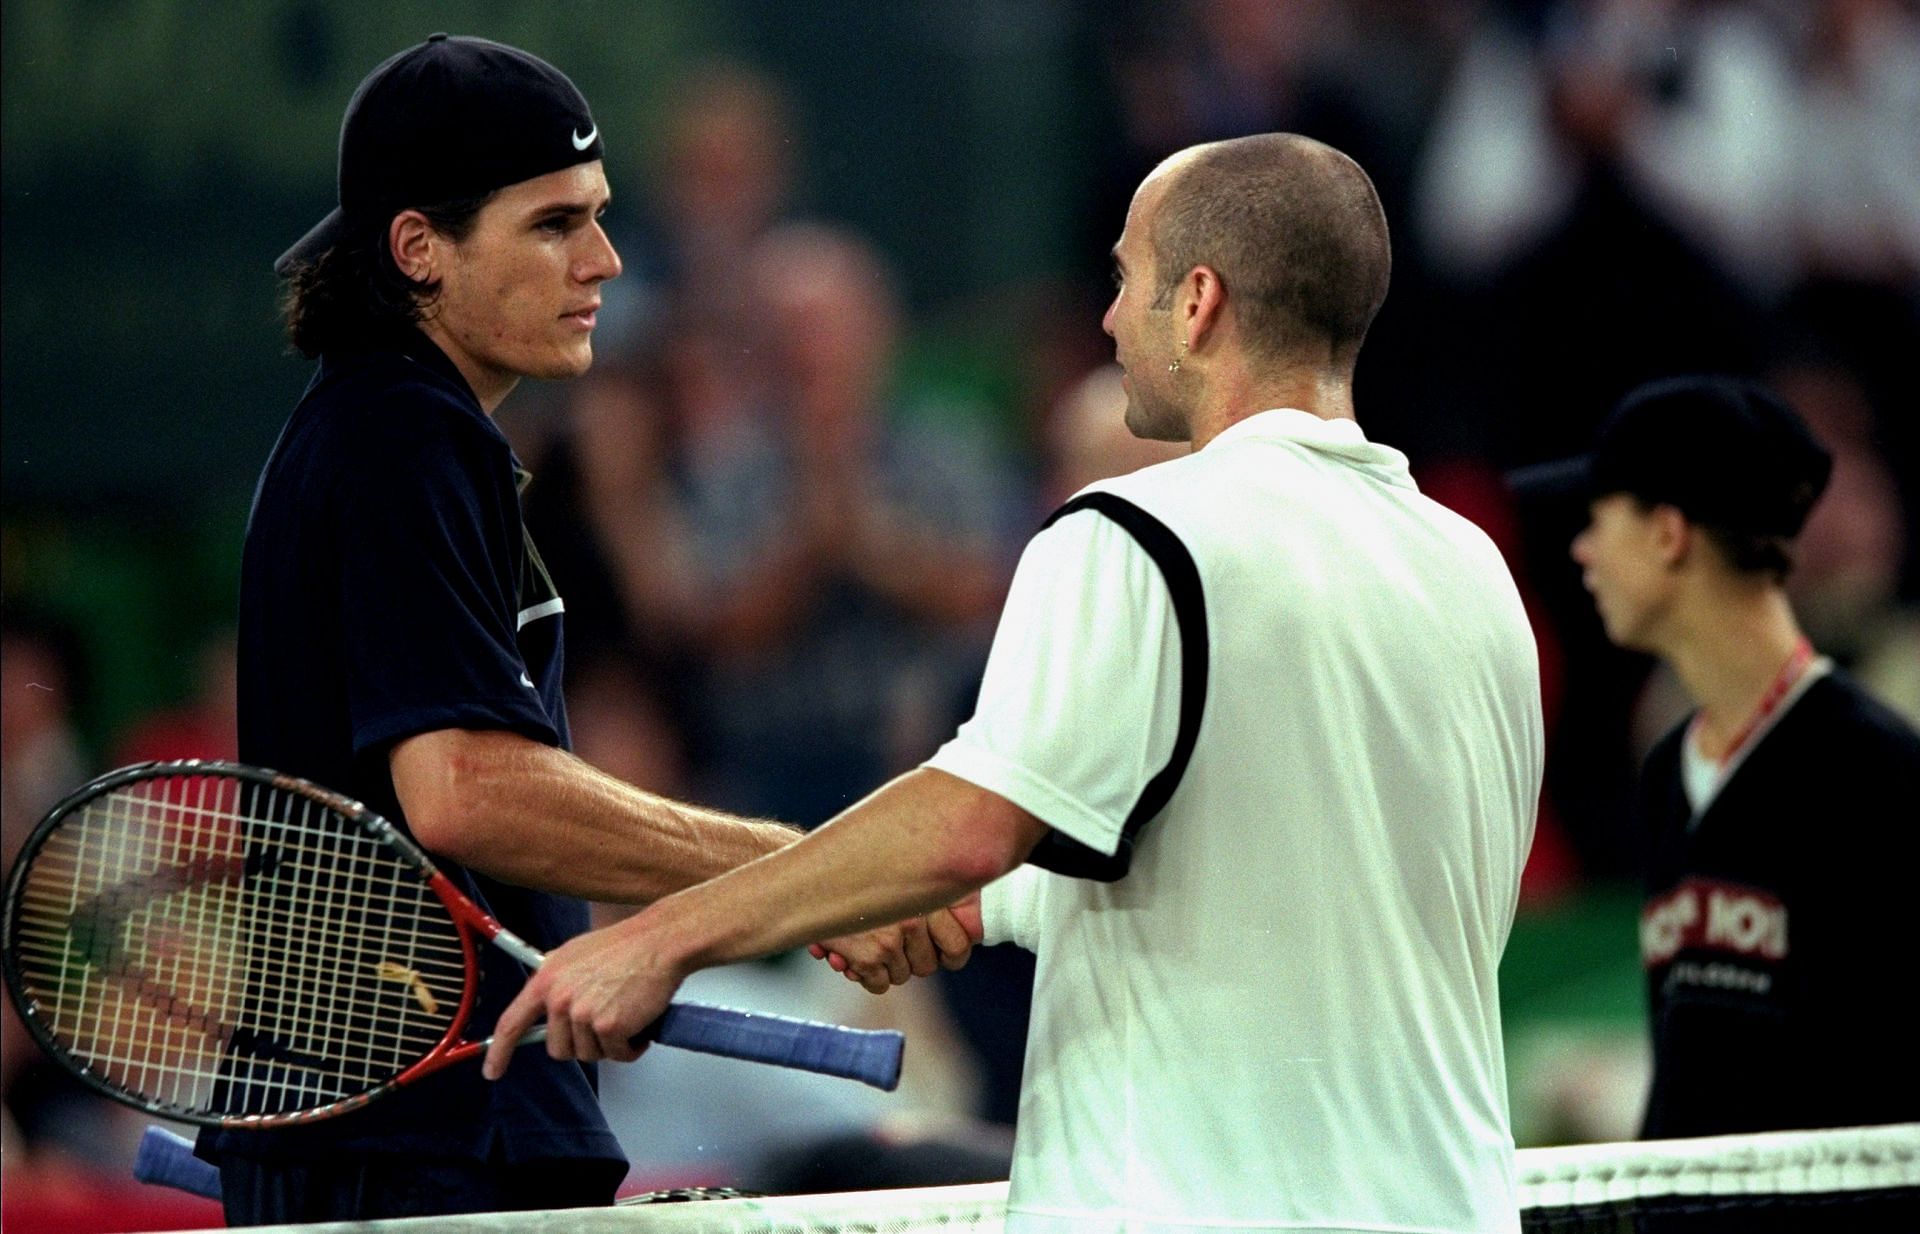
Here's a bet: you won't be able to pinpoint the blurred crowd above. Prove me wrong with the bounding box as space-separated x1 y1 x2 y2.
4 0 1917 1222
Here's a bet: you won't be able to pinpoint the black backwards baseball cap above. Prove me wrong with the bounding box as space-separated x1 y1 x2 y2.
1508 376 1833 538
275 33 605 276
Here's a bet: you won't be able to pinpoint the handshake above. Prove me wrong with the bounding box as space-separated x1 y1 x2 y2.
811 892 984 992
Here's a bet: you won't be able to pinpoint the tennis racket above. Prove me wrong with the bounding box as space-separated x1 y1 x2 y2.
1 760 904 1129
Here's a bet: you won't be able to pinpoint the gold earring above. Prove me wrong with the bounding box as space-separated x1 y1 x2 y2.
1168 339 1188 373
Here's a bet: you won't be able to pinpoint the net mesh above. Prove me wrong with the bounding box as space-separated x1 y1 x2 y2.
163 1122 1916 1234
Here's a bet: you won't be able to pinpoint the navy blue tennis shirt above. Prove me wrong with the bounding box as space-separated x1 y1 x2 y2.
199 329 626 1174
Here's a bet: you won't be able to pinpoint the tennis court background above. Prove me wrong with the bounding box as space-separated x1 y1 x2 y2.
4 1 1915 1230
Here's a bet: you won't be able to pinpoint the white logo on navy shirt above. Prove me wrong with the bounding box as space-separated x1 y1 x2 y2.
1641 878 1789 966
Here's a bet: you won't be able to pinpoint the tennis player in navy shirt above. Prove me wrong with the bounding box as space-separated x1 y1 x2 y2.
205 35 962 1225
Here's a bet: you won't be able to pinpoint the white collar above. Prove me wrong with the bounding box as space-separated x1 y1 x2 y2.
1681 657 1832 819
1206 408 1415 488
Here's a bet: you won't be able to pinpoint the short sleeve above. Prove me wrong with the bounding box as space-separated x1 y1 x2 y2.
337 408 558 756
925 498 1195 879
980 863 1051 951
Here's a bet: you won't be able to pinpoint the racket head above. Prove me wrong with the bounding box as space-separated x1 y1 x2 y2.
1 760 476 1127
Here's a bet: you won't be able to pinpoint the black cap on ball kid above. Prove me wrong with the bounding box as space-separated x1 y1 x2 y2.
276 33 604 276
1508 376 1833 539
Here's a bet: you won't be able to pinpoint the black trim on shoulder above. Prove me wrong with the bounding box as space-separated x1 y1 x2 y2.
1025 492 1209 882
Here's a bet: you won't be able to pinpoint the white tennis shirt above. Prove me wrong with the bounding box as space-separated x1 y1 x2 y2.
926 409 1542 1234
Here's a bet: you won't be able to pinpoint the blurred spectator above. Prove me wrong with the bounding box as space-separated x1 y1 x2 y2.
1419 0 1774 455
1585 0 1805 296
1414 7 1576 284
518 355 698 678
659 65 797 294
576 327 793 668
1421 1 1916 523
1106 0 1334 159
1625 0 1920 295
1420 0 1920 298
623 222 1027 828
605 61 800 350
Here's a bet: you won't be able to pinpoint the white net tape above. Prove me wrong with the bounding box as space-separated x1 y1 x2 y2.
1513 1121 1919 1206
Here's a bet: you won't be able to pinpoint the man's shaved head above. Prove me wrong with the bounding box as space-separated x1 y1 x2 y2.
1148 134 1390 370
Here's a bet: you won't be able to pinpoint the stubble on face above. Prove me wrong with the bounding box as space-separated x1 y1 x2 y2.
1123 378 1188 443
430 163 619 399
1109 170 1192 446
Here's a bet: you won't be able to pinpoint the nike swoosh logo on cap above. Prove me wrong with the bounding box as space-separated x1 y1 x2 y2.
572 124 597 151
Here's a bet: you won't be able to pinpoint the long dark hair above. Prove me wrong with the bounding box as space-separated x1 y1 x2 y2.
279 193 493 357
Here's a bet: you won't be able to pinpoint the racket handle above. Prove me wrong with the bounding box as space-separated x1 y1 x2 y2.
650 1002 904 1091
134 1124 223 1202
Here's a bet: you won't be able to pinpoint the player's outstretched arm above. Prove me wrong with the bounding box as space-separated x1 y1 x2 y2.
484 768 1046 1074
392 728 800 904
390 727 947 990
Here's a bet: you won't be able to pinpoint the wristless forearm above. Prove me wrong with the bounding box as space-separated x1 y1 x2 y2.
635 768 1031 974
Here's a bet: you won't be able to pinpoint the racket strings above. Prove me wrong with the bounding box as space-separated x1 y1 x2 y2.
9 774 467 1119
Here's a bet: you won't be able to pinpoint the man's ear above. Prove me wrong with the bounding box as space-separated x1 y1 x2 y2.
389 210 440 286
1180 264 1227 352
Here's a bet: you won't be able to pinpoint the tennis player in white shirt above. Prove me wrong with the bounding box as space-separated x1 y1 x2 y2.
489 132 1542 1234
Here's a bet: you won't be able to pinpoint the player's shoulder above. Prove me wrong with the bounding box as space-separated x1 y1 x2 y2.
313 346 480 427
301 345 504 461
1036 463 1202 558
1057 451 1204 517
1416 485 1515 575
1798 671 1920 765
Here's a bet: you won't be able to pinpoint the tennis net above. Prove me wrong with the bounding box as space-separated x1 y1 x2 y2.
147 1121 1917 1233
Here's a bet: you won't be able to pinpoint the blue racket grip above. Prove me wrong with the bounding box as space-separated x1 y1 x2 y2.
134 1125 222 1201
649 1003 904 1091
